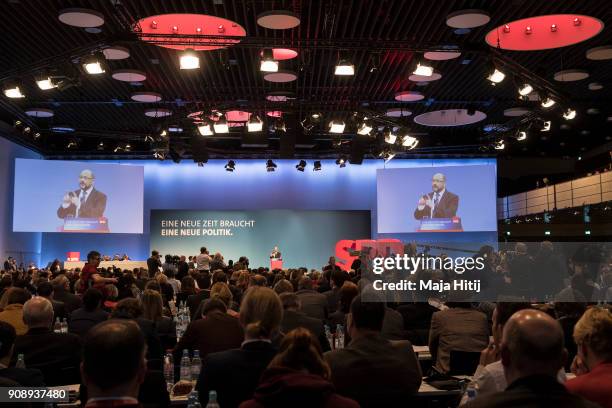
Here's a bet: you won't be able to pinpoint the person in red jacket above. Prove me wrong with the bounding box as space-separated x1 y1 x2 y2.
566 307 612 408
240 327 358 408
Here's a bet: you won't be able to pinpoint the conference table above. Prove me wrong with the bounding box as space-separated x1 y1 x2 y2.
63 260 148 270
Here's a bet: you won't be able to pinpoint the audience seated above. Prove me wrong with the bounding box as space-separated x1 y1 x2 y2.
325 294 422 407
51 275 82 313
36 281 67 320
141 289 176 349
555 300 587 371
0 321 44 386
464 309 599 408
241 328 358 408
194 282 239 319
428 301 489 373
565 307 612 408
197 286 282 408
68 289 109 338
328 281 359 332
323 270 348 314
0 288 31 335
295 277 328 320
110 298 162 360
272 279 294 295
279 292 330 351
13 297 81 386
187 274 211 318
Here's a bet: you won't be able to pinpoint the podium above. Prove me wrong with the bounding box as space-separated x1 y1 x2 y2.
417 217 463 232
270 259 283 270
60 217 109 233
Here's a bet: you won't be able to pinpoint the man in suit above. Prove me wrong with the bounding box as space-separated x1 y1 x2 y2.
413 172 459 220
146 250 162 278
57 169 107 219
36 281 67 320
325 294 422 407
51 275 82 314
280 293 330 351
464 309 599 408
323 270 348 313
13 297 81 386
270 246 281 259
295 277 328 320
0 321 45 386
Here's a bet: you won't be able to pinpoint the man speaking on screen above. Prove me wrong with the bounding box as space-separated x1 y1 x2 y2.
57 169 107 219
413 172 459 219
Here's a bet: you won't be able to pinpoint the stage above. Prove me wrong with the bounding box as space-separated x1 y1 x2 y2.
63 260 148 270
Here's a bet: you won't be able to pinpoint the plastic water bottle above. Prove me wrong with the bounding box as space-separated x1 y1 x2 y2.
205 390 219 408
191 350 202 379
16 354 26 369
324 325 334 350
54 317 61 333
180 349 192 381
187 390 201 408
60 318 68 333
163 351 174 390
335 324 345 349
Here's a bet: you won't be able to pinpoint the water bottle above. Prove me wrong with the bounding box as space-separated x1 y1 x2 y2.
60 318 68 333
191 350 202 379
16 353 26 369
205 390 219 408
335 324 345 349
324 325 334 350
54 317 61 333
180 349 192 381
187 390 201 408
163 351 175 390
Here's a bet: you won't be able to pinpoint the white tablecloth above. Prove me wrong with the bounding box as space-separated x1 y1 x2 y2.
63 260 148 270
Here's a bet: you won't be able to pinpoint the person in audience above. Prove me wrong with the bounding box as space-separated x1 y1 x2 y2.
175 297 243 360
470 301 532 396
555 300 587 371
249 274 267 287
176 276 196 304
273 279 294 295
147 250 162 278
69 289 109 338
176 256 189 281
154 273 174 307
280 293 330 351
110 298 162 360
141 289 176 349
78 251 117 295
0 287 31 335
382 305 406 341
197 286 283 408
52 275 82 313
14 297 81 386
161 254 177 277
165 269 181 295
0 321 45 386
323 270 348 314
325 294 421 407
81 320 147 408
464 309 598 408
565 307 612 408
210 253 226 272
428 300 489 373
36 281 67 320
194 282 239 319
187 274 211 318
241 328 359 408
196 247 212 273
295 277 328 320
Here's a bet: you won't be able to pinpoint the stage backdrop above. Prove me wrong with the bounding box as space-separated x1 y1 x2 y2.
150 210 371 269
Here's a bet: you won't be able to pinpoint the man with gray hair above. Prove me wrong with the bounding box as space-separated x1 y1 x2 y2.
57 169 107 218
13 297 81 386
464 309 599 407
414 172 459 220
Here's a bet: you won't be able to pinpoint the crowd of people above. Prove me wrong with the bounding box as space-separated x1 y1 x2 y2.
0 242 610 408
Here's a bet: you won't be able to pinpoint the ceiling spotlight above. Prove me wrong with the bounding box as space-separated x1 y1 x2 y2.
274 118 287 132
336 157 347 168
260 49 278 73
247 115 263 132
198 122 214 136
550 24 558 32
503 24 510 33
160 129 168 137
313 161 322 171
573 17 581 26
296 160 307 172
33 132 41 140
225 160 236 172
494 139 505 150
540 120 551 132
518 83 533 96
357 121 373 135
517 131 527 141
563 108 576 120
379 148 395 162
329 120 345 134
400 134 419 149
153 151 166 161
213 114 229 133
384 129 397 145
266 159 277 172
35 73 57 90
311 112 322 120
97 141 105 150
541 97 556 108
3 81 25 98
525 26 532 34
144 135 154 143
413 62 433 77
67 140 78 149
180 48 200 70
487 67 505 84
335 59 355 76
83 53 105 75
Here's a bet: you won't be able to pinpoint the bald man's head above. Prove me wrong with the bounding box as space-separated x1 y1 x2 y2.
23 297 54 329
79 169 95 190
501 309 566 383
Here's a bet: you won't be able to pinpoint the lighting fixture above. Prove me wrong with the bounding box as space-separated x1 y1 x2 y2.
379 148 395 162
35 73 56 90
260 49 278 73
213 114 229 133
518 83 533 96
67 140 78 149
336 157 347 168
400 134 419 149
541 120 551 132
153 151 166 161
82 53 105 75
329 120 345 134
313 161 322 171
274 118 286 132
180 48 200 70
487 67 505 84
247 115 263 132
160 129 168 137
494 139 505 150
541 97 556 108
551 24 558 32
384 129 397 145
563 108 576 120
311 113 321 120
517 131 527 141
33 132 41 140
295 160 307 172
334 60 354 76
225 160 236 172
266 159 277 172
198 122 214 136
168 126 183 133
413 62 433 77
525 26 532 34
97 141 105 150
3 81 25 98
357 121 373 135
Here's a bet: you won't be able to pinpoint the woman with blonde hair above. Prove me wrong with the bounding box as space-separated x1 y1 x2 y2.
194 282 239 318
141 289 176 348
241 328 359 408
197 287 283 408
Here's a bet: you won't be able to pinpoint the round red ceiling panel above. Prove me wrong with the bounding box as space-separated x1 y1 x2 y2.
260 48 299 60
266 111 283 118
485 14 604 51
394 91 424 102
136 14 246 51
